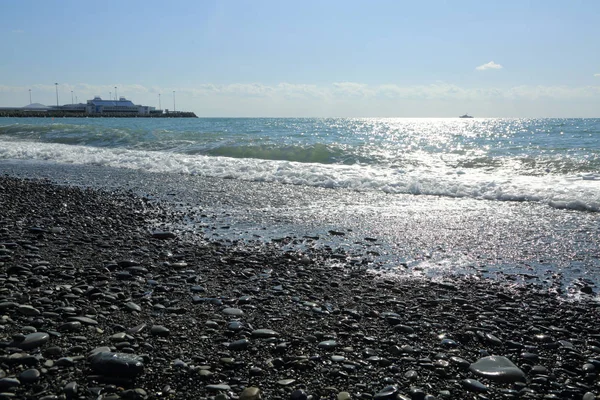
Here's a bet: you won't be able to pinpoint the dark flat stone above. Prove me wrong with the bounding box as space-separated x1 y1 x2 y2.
89 351 144 378
462 378 488 392
15 332 50 350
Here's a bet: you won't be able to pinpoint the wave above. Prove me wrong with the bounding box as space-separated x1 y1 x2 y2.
1 141 599 212
0 123 397 166
200 143 375 164
446 155 600 176
0 122 138 148
4 123 599 176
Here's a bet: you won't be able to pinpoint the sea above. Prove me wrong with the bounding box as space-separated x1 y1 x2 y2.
1 117 599 297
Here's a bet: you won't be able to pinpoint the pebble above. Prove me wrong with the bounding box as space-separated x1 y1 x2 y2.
277 378 295 386
290 390 308 400
127 323 147 334
239 386 261 400
15 332 50 350
373 385 399 399
251 329 280 338
461 379 488 393
449 356 470 369
318 340 337 350
67 316 98 325
228 339 250 350
124 302 142 312
89 351 144 377
469 355 526 383
222 307 244 316
58 321 82 332
55 357 76 367
151 231 176 239
150 325 170 337
206 384 231 391
228 321 244 331
0 377 20 390
18 368 40 383
64 381 78 398
17 305 41 316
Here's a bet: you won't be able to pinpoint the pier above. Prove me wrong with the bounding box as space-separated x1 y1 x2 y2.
0 110 198 118
0 95 197 118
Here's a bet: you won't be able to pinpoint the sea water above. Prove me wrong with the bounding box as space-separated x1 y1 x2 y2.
1 117 600 295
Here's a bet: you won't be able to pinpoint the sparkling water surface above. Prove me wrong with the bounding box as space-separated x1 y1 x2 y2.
1 117 599 296
1 118 598 210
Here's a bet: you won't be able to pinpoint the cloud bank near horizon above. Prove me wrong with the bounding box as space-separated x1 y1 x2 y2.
1 81 599 117
2 81 599 101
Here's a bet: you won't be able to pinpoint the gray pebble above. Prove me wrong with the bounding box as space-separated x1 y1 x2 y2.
462 379 488 393
18 369 40 383
89 351 144 377
470 355 525 383
16 332 49 350
150 325 170 337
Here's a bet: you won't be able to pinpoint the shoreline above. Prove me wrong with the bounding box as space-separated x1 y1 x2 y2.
1 175 600 399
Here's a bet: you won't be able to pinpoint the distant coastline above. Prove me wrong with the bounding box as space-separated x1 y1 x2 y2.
0 95 197 118
0 110 197 118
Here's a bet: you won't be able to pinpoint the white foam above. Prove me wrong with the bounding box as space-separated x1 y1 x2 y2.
1 141 599 212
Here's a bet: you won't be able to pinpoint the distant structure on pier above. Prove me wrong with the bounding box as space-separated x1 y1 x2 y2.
0 96 197 118
85 96 159 115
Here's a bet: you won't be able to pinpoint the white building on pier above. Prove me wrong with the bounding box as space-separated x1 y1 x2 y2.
85 96 157 115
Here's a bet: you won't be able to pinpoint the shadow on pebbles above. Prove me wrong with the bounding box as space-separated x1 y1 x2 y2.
1 176 599 400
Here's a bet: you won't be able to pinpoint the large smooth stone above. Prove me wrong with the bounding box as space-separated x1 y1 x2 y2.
89 351 144 377
469 355 525 383
16 332 50 350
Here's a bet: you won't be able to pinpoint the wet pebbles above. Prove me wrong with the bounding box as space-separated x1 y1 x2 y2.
1 176 600 399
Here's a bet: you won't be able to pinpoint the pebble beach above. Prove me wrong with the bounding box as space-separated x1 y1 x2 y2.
1 175 600 400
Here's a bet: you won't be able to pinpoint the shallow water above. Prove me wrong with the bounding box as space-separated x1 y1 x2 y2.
3 161 599 299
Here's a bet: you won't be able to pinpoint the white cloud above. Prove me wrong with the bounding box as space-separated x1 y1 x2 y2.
595 73 600 77
476 61 503 71
11 29 24 34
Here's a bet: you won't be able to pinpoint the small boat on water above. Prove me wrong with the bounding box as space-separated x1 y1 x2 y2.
459 114 474 118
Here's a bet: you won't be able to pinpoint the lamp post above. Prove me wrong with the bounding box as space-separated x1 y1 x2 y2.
29 89 31 104
158 93 161 110
109 91 111 101
173 91 176 112
71 91 74 105
55 83 59 106
115 87 117 101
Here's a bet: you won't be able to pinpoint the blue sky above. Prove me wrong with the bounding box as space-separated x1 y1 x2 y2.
1 0 599 117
